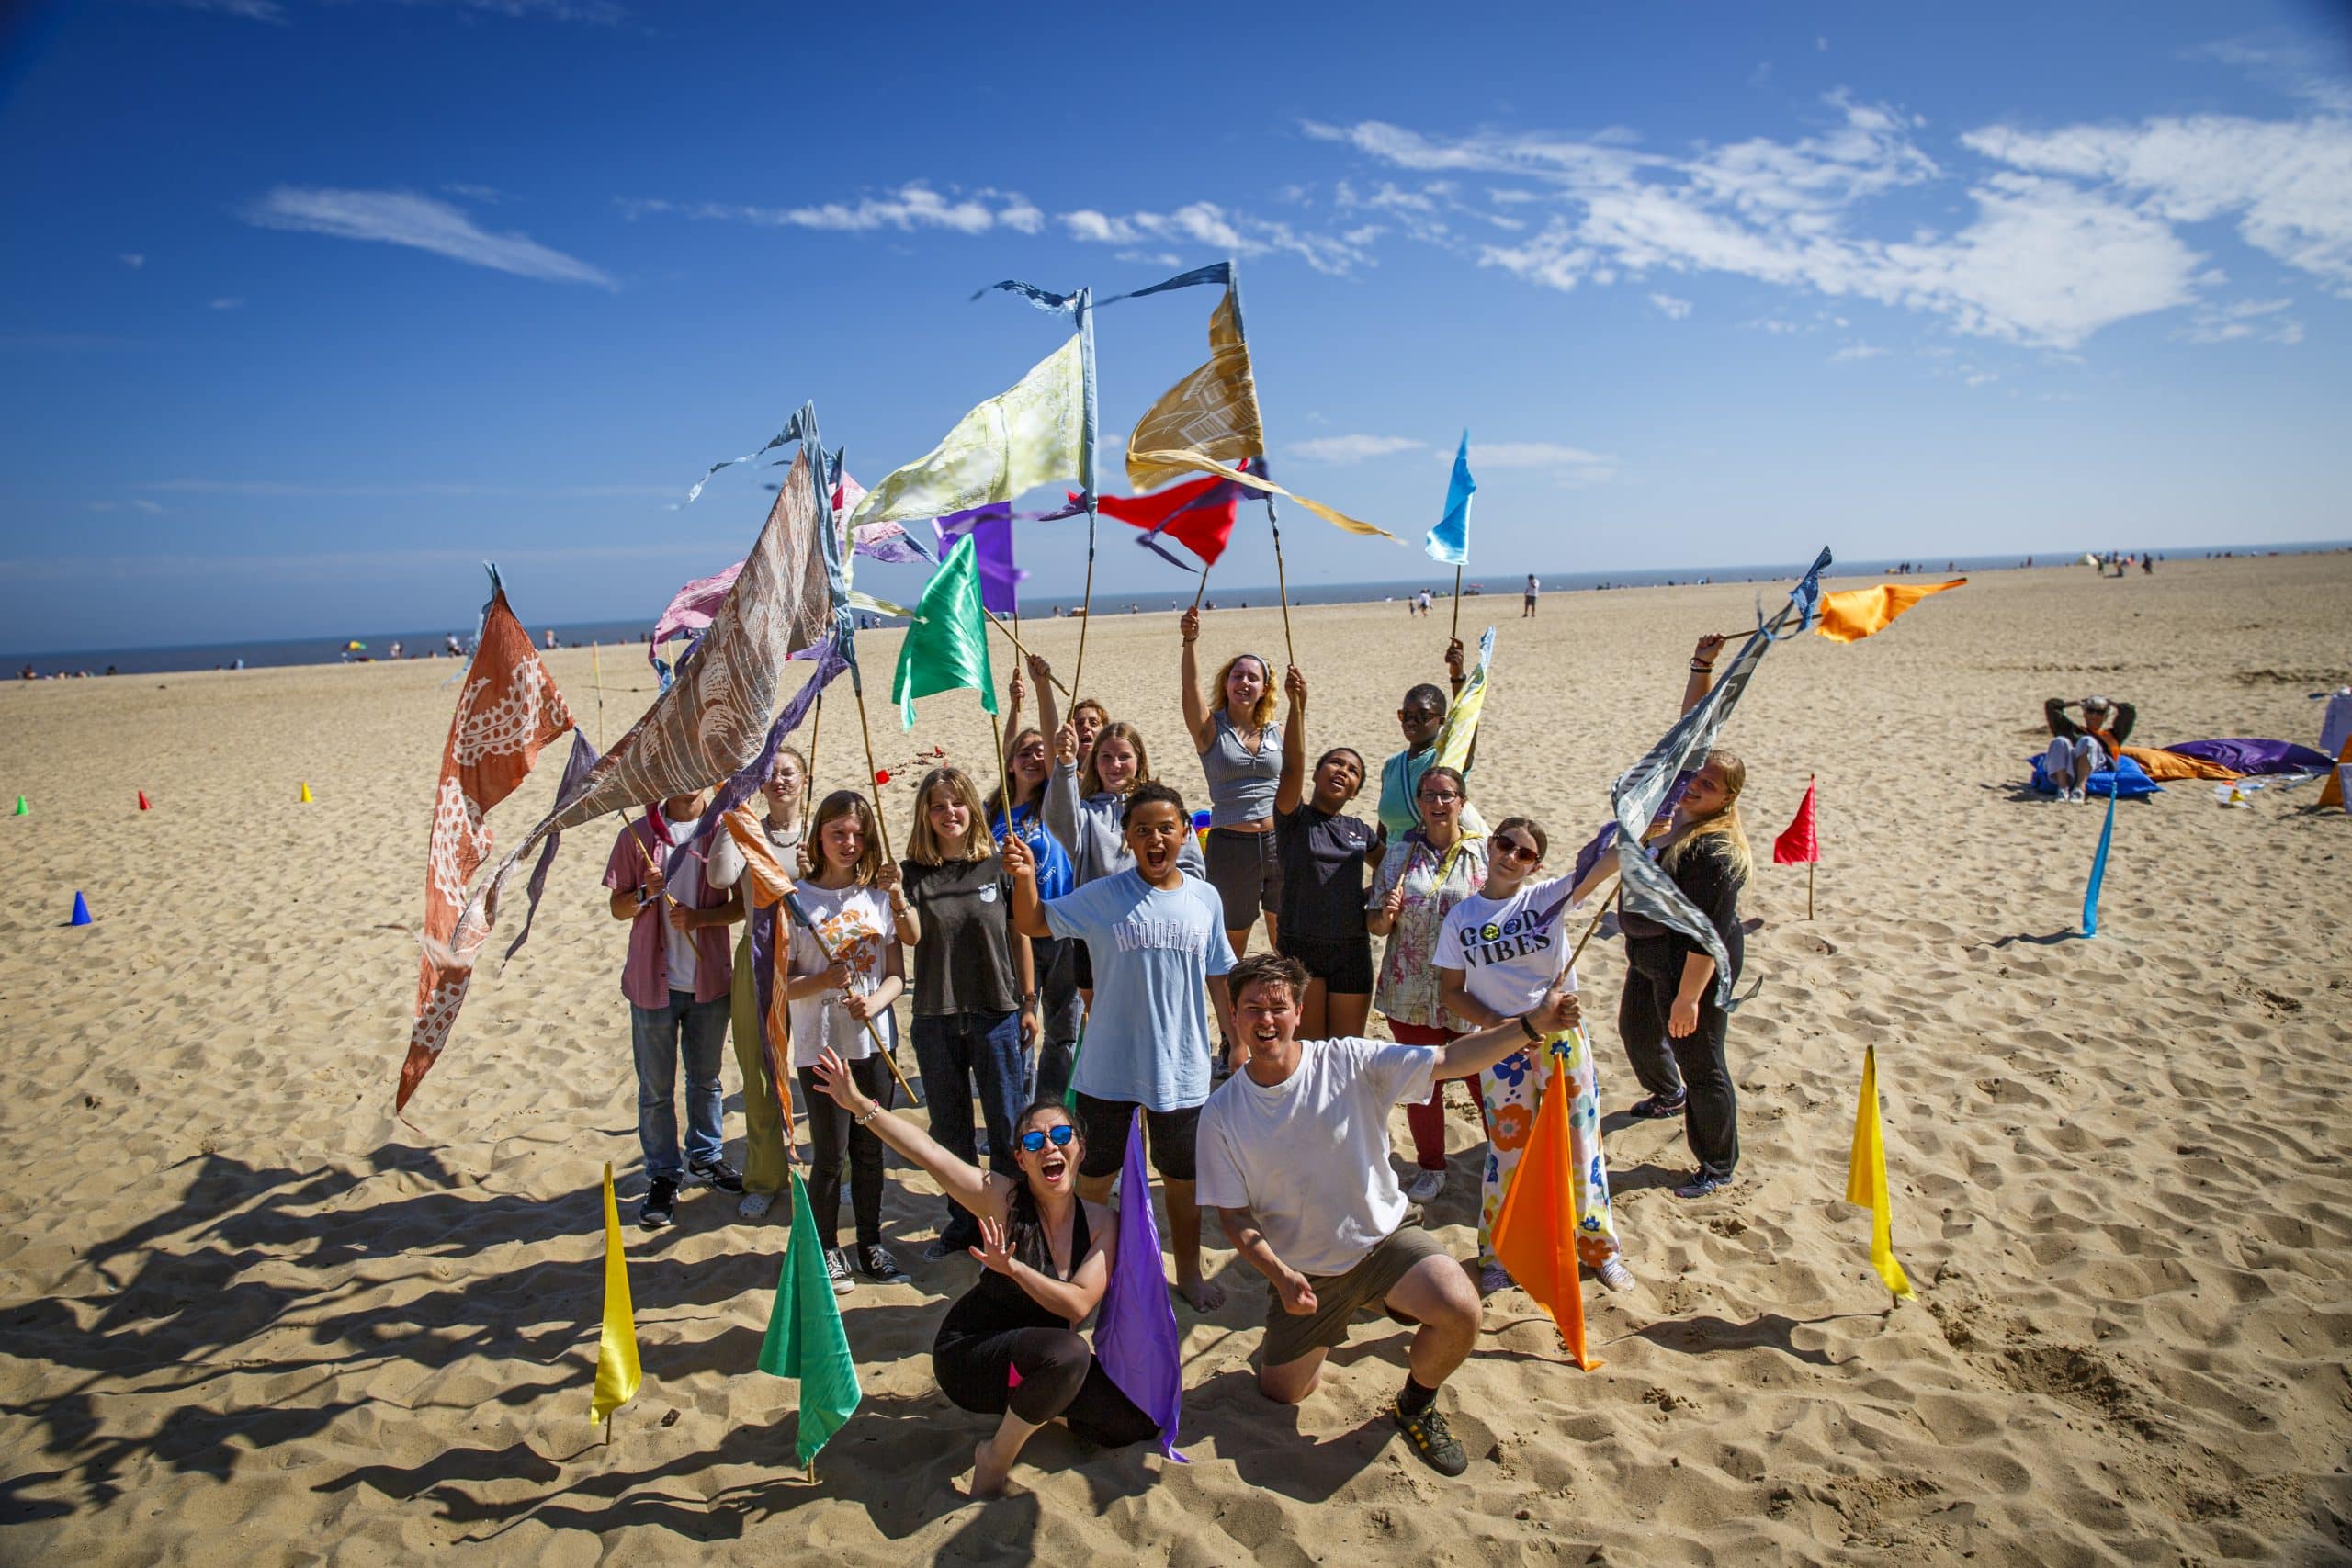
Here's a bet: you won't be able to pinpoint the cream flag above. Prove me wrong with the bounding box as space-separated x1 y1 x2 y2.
845 334 1084 534
1125 289 1264 494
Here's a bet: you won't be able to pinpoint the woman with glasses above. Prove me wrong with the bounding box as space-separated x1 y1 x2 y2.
1436 817 1631 1295
1365 765 1487 1204
807 1048 1157 1497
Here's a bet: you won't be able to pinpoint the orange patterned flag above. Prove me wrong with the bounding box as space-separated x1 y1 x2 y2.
1813 578 1964 643
399 581 572 1111
1490 1032 1601 1371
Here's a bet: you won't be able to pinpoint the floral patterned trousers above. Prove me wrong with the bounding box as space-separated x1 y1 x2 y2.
1476 1029 1621 1269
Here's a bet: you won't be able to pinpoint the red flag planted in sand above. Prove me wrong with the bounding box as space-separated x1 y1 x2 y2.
1490 1032 1600 1371
1813 579 1964 643
1774 775 1819 919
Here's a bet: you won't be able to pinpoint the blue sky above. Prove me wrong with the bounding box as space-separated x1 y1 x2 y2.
4 0 2349 650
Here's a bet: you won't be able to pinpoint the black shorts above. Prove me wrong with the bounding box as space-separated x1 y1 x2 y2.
1278 931 1375 994
1070 1091 1201 1183
1072 938 1093 991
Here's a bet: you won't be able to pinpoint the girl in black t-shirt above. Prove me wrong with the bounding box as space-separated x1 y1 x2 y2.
1270 664 1377 1038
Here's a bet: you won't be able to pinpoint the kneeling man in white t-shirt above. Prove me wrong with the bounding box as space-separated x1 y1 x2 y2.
1194 951 1582 1478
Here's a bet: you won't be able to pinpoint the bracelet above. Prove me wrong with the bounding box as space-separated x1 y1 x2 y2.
1518 1011 1544 1043
854 1104 881 1127
1689 661 1713 673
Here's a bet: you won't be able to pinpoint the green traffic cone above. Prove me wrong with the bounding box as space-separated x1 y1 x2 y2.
11 795 24 817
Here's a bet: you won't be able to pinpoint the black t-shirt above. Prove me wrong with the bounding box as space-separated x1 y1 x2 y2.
1274 802 1376 942
901 854 1021 1016
1622 835 1745 984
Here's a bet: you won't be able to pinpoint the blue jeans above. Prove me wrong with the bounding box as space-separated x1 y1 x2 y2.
631 989 729 1184
912 1010 1031 1250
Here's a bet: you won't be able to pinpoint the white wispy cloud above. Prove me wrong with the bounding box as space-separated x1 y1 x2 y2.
119 253 145 268
1648 291 1692 319
1289 434 1427 463
622 184 1043 237
209 297 244 310
1057 201 1370 275
1464 441 1614 469
143 479 673 498
1830 342 1888 361
247 187 616 288
130 498 166 513
2175 296 2305 344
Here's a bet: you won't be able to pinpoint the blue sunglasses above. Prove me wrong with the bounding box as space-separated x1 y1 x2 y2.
1018 1124 1078 1153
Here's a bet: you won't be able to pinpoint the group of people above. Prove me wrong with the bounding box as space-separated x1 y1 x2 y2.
601 611 1759 1487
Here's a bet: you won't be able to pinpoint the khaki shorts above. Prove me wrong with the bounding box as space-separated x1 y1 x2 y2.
1261 1224 1448 1369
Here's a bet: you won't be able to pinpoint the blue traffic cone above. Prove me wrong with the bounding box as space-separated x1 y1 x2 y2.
70 891 92 926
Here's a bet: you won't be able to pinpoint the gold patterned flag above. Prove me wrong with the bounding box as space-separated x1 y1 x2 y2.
1125 288 1264 493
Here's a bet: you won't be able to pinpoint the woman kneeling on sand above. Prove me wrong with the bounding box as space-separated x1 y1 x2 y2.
808 1049 1157 1495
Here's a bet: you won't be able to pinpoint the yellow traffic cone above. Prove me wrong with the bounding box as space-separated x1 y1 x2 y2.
299 782 314 804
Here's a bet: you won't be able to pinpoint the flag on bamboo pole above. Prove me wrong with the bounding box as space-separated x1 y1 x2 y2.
844 336 1083 536
1424 432 1476 566
1125 448 1400 543
1089 474 1247 571
1814 579 1965 643
1610 548 1831 1009
401 440 834 1112
759 1169 863 1466
2082 786 2117 937
1845 1046 1916 1302
934 503 1025 616
1773 776 1819 864
1432 626 1496 773
398 570 573 1112
893 534 995 730
1490 1031 1601 1370
592 1161 643 1424
1092 1111 1188 1460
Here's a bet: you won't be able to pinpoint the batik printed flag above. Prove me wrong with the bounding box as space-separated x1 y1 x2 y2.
844 336 1084 535
1125 285 1265 494
399 580 573 1111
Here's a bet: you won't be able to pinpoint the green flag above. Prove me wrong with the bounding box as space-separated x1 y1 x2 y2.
891 533 997 730
758 1169 863 1466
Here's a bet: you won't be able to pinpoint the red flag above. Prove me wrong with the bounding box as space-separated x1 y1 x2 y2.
1084 474 1242 568
1773 776 1818 865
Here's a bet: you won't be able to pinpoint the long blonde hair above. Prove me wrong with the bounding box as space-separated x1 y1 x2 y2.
907 766 994 865
1661 749 1753 885
1209 653 1280 730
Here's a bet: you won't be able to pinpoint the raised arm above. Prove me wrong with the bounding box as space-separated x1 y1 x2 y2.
1445 637 1482 775
809 1046 1008 1224
1179 606 1215 751
1682 634 1727 716
1042 728 1082 853
1568 841 1619 908
1001 830 1054 939
1433 982 1582 1080
1274 664 1308 816
1028 653 1062 743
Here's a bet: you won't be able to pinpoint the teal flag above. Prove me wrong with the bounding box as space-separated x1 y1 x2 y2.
892 533 997 730
1425 430 1476 566
758 1169 863 1466
2081 786 2117 937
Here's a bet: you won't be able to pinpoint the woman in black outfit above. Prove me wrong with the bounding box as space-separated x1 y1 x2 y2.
1271 663 1376 1039
807 1044 1155 1497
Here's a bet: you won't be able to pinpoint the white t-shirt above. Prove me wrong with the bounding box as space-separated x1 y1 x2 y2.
1436 874 1581 1018
1194 1037 1439 1278
785 883 898 1067
659 807 705 991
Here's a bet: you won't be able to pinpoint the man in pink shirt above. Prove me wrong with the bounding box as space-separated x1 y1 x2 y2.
605 788 746 1228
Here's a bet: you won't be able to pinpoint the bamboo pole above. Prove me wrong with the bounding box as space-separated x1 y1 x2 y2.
1565 897 1613 972
982 607 1069 694
1808 859 1816 922
1450 565 1463 643
849 679 896 864
1191 563 1212 613
989 707 1013 844
591 642 606 750
804 693 823 817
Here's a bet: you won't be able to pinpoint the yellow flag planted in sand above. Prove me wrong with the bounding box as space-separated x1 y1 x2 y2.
592 1161 642 1424
1845 1046 1916 1302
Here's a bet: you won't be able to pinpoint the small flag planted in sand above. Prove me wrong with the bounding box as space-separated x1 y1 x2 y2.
1845 1046 1915 1303
2081 787 2117 938
299 782 313 804
591 1162 641 1427
1774 775 1820 920
1813 578 1964 643
1491 1031 1600 1371
759 1169 862 1468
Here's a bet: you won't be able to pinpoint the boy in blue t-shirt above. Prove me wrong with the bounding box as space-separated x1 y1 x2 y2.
1003 781 1236 1312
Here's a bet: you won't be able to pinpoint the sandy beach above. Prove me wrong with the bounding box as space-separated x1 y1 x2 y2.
2 552 2347 1566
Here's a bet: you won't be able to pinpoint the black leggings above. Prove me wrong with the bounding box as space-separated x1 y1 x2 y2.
1618 941 1739 1180
797 1053 892 1249
933 1328 1158 1448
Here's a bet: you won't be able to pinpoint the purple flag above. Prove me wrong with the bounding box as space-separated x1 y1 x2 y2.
1092 1110 1187 1461
503 726 602 962
933 503 1024 617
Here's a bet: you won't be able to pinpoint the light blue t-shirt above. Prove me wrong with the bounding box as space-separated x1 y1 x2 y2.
1044 869 1237 1112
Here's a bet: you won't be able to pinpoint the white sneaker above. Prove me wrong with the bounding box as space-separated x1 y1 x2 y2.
737 1190 775 1221
824 1247 855 1295
1597 1258 1637 1293
1406 1168 1445 1203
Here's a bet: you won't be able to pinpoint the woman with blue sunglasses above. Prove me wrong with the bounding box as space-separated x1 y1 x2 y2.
808 1046 1157 1497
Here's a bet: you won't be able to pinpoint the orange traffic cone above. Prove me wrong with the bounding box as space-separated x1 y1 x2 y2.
138 790 152 811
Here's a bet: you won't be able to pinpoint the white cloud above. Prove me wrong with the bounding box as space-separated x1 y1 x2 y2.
1830 343 1887 361
143 479 673 498
130 498 166 513
168 0 625 21
209 297 243 310
1057 201 1371 274
2175 296 2305 344
1114 249 1182 266
1648 291 1693 319
248 187 616 288
1289 434 1427 463
623 183 1041 239
119 253 145 268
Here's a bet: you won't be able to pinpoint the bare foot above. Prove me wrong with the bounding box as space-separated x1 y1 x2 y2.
966 1439 1012 1499
1176 1274 1225 1312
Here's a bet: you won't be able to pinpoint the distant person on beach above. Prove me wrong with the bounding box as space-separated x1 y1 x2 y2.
1004 782 1236 1313
445 634 463 657
1196 951 1584 1477
1417 588 1434 617
2043 695 2137 802
808 1051 1157 1497
604 787 748 1228
1522 574 1539 616
1376 637 1472 845
1179 605 1283 959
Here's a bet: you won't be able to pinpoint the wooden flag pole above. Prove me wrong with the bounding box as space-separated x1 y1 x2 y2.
1191 562 1213 613
989 707 1014 844
1450 565 1463 643
1565 896 1613 972
848 678 896 864
1808 859 1816 922
804 693 823 817
1072 545 1096 696
1269 511 1297 671
591 642 607 750
981 607 1069 694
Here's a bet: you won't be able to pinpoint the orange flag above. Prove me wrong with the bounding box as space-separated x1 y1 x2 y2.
1490 1032 1600 1371
1813 578 1964 643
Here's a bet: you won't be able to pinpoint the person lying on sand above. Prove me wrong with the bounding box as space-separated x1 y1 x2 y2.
1194 952 1583 1477
2043 694 2137 802
808 1051 1158 1497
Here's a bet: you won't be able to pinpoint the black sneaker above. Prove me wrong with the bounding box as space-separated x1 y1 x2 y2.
688 1158 745 1194
824 1247 854 1295
1392 1400 1469 1477
639 1179 677 1231
1673 1170 1734 1200
859 1244 911 1286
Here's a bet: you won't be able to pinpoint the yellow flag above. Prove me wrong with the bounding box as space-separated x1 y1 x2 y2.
1125 448 1400 542
1844 1047 1916 1302
592 1161 643 1424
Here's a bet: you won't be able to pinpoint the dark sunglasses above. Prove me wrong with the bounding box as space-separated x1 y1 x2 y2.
1493 838 1540 863
1018 1125 1078 1153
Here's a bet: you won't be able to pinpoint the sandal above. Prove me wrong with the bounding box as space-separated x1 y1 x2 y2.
1629 1091 1687 1120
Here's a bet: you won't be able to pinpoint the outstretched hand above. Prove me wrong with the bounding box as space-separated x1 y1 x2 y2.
808 1046 871 1114
967 1215 1016 1276
1284 664 1306 709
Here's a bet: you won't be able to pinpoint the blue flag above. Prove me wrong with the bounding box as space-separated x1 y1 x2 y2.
1424 431 1476 566
2081 787 2117 936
